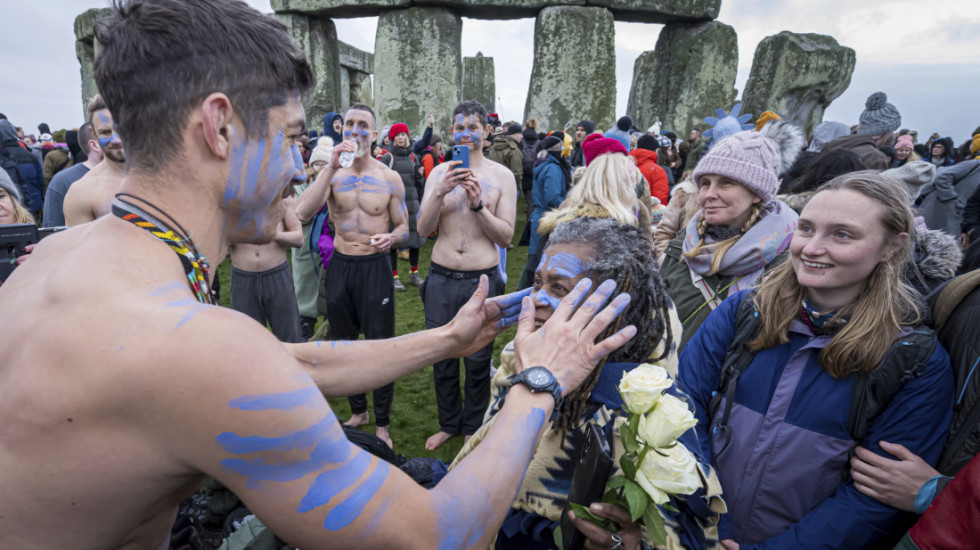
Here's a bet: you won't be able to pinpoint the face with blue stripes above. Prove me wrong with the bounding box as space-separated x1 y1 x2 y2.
532 243 595 329
222 94 307 244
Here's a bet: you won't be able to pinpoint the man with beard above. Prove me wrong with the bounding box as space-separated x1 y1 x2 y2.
63 95 126 225
295 103 408 449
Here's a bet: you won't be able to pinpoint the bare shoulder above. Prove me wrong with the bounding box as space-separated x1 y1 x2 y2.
479 159 514 185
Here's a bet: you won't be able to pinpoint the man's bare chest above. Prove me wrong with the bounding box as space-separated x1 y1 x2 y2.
330 174 393 216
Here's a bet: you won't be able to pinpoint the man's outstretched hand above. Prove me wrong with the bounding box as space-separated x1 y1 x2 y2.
513 278 635 395
445 276 531 358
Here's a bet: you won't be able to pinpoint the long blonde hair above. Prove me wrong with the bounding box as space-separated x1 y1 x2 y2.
2 191 35 225
749 171 919 378
540 153 639 229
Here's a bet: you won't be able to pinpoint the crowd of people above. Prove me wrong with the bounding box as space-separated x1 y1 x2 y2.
2 0 980 549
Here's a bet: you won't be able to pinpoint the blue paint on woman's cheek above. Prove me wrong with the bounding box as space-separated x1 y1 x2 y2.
228 386 322 411
323 461 390 531
533 289 561 311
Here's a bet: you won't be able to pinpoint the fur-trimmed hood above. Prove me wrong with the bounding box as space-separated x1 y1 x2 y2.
906 228 963 293
759 119 805 176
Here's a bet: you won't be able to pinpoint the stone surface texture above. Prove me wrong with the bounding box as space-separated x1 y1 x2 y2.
740 31 856 137
271 0 718 21
74 8 110 118
349 71 374 110
586 0 719 23
524 6 616 133
339 42 374 73
275 13 343 128
374 7 462 138
626 50 657 129
462 54 496 113
641 20 738 137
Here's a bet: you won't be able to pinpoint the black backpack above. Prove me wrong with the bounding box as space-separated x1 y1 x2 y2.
708 291 936 453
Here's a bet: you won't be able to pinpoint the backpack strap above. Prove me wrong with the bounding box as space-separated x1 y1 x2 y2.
847 329 936 442
933 270 980 332
708 290 762 454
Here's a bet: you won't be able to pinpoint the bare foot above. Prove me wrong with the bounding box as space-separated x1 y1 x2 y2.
376 426 393 449
425 430 457 451
344 412 370 427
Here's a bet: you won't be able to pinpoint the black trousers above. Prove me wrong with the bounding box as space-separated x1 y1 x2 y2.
230 261 303 343
421 262 504 435
322 251 395 427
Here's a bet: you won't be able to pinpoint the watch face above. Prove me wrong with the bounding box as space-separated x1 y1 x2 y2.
526 367 553 387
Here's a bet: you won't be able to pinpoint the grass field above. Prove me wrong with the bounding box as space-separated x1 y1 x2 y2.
214 209 531 462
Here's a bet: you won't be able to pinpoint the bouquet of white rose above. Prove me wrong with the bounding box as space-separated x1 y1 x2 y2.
568 364 701 547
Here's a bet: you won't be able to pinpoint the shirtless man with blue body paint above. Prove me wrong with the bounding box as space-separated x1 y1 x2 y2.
63 95 125 225
295 103 409 448
417 100 519 451
0 1 635 548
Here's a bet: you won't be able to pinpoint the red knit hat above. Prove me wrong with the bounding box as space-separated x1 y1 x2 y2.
389 123 409 141
582 134 627 166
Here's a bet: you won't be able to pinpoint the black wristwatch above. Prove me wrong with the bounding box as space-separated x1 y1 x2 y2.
509 366 563 422
470 200 484 212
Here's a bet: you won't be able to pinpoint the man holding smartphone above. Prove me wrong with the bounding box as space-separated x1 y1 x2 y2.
417 100 518 451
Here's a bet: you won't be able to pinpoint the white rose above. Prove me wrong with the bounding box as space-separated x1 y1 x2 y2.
619 365 672 414
637 394 698 449
634 445 701 504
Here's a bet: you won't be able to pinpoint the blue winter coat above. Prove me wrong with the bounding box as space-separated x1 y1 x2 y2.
678 290 954 549
529 155 567 255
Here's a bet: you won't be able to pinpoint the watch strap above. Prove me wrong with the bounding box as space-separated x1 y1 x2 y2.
470 200 484 212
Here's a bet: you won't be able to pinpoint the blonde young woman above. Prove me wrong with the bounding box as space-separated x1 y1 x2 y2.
679 172 953 549
0 171 37 285
660 132 799 350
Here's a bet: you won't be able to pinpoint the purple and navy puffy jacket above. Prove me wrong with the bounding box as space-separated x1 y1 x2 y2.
679 290 954 550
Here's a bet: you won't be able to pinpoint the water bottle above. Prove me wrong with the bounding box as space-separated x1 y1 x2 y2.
339 139 357 168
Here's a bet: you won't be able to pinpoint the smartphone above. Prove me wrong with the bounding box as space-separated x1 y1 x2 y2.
0 223 39 281
560 421 615 550
452 145 470 169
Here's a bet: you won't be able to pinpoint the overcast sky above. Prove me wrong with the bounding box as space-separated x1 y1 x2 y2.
2 0 978 144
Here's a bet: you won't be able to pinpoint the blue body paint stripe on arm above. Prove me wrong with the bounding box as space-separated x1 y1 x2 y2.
229 386 322 411
296 448 371 513
216 414 339 454
324 461 391 531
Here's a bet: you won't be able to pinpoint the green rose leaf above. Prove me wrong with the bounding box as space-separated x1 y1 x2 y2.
623 479 648 522
620 453 637 479
602 489 624 505
643 502 668 547
553 525 563 548
606 475 628 489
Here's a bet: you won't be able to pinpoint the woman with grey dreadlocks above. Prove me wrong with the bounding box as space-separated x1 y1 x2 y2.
451 217 724 550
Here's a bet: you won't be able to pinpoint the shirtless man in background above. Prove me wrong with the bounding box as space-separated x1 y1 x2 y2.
0 2 635 547
417 100 518 450
63 95 125 225
229 190 304 342
295 104 408 448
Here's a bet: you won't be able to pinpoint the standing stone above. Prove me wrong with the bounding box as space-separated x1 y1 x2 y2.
74 8 110 119
740 31 856 137
585 0 720 23
462 53 496 113
643 20 737 137
374 8 461 137
626 50 657 130
524 7 616 133
274 14 342 129
349 71 374 108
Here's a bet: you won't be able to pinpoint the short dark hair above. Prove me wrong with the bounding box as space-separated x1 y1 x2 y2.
452 100 488 127
87 95 107 125
78 123 95 156
347 103 376 127
94 0 313 171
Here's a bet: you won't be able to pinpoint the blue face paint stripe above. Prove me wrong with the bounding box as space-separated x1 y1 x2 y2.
546 253 587 279
533 289 561 311
323 461 390 531
229 386 322 411
296 448 371 513
224 132 248 203
535 252 548 274
241 136 267 201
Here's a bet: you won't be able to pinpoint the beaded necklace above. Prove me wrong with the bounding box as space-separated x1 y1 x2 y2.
112 194 215 305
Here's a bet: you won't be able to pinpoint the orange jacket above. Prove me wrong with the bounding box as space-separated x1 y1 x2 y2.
630 149 670 205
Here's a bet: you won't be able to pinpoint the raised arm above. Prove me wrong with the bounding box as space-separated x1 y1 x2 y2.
176 274 634 549
295 140 353 222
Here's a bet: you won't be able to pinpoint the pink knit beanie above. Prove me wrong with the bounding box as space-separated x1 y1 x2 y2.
692 131 781 202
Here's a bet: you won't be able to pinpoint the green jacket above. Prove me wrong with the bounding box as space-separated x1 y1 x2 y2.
660 228 788 351
487 137 523 189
